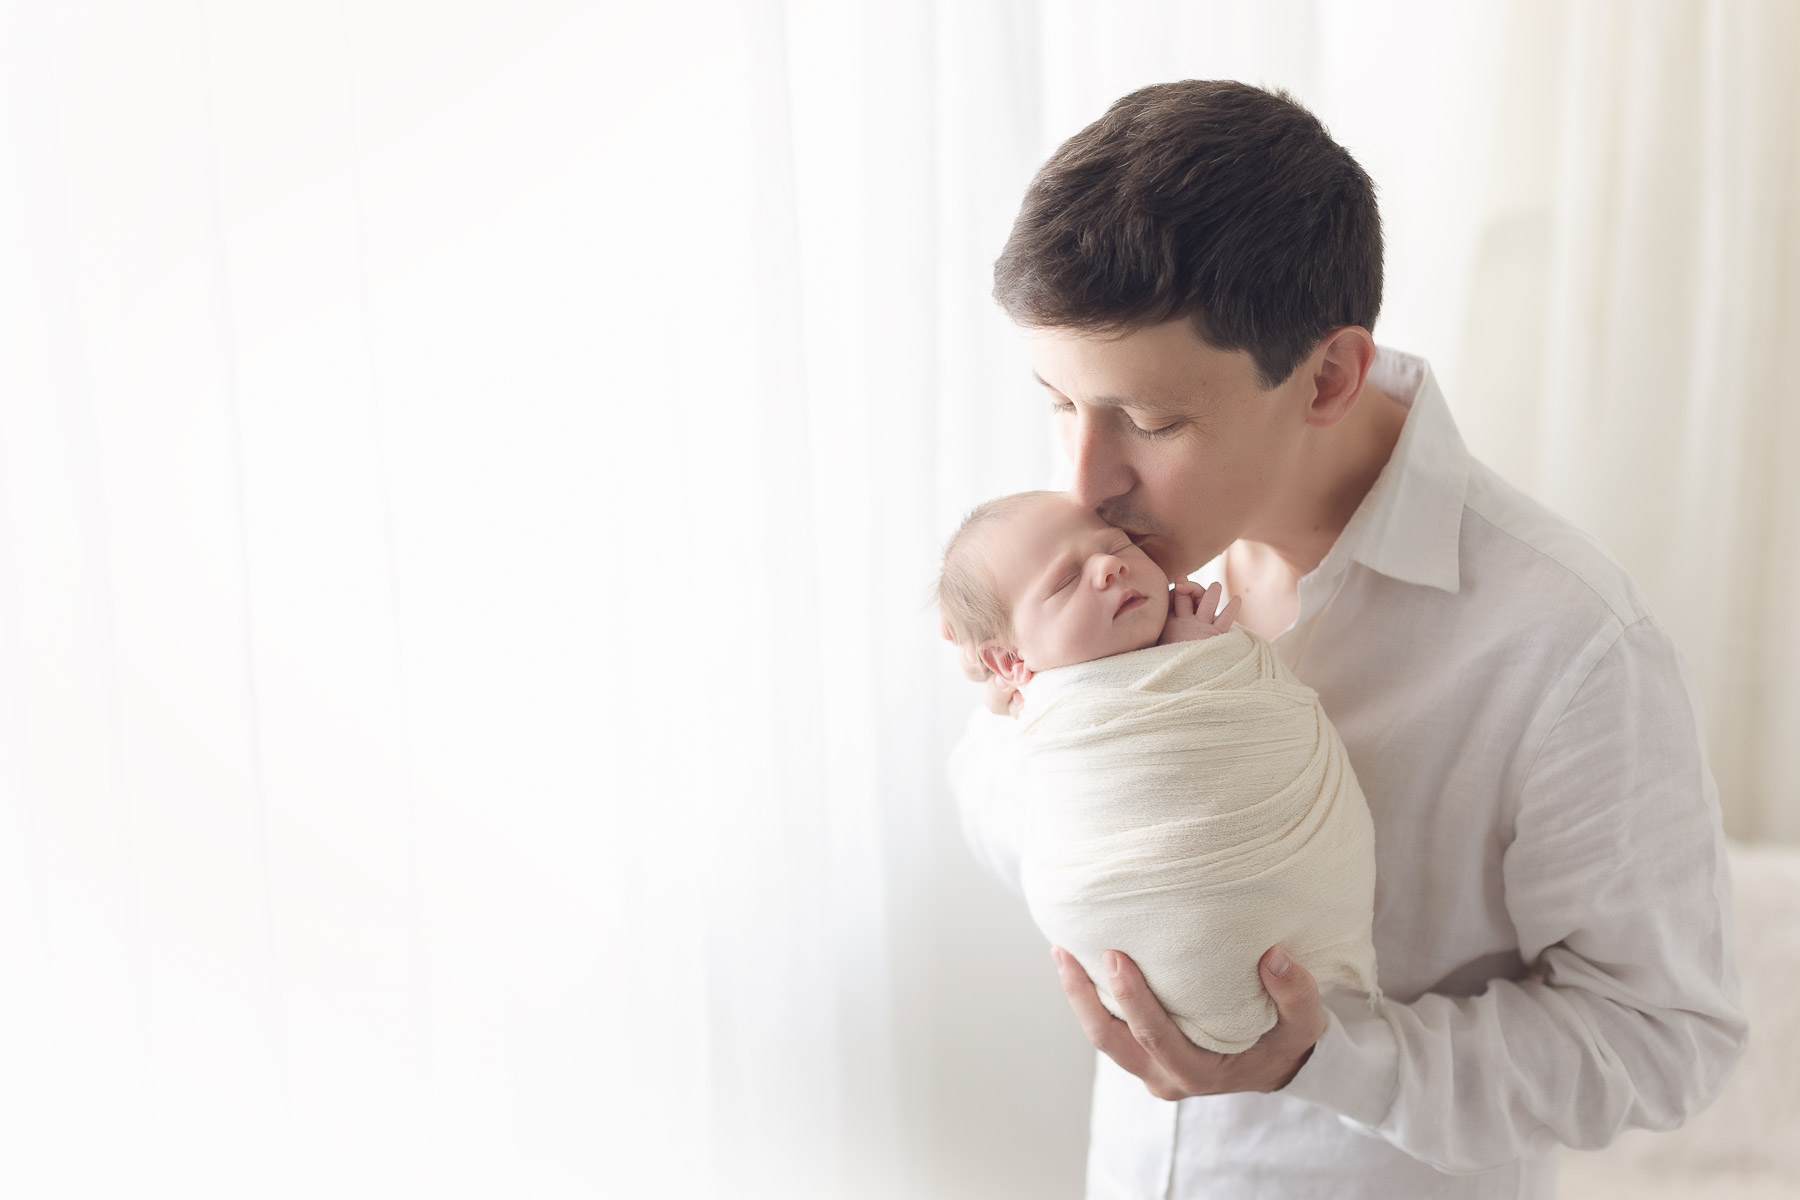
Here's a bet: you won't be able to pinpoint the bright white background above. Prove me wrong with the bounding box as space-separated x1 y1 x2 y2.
1 2 1794 1197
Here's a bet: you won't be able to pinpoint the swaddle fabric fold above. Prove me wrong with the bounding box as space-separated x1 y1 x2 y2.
1017 626 1380 1054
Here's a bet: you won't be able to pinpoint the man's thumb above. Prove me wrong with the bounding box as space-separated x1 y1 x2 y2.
1262 945 1312 1002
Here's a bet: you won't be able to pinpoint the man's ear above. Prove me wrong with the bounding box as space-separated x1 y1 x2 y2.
978 640 1034 689
1303 327 1377 428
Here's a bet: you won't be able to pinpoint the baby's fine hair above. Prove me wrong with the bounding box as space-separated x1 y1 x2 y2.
936 490 1061 679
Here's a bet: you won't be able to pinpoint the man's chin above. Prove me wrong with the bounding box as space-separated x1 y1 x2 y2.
1137 537 1193 581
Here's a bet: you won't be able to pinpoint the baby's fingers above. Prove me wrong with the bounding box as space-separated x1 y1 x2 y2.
1216 593 1242 630
1193 581 1225 621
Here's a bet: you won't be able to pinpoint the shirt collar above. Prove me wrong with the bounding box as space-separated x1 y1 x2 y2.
1309 346 1469 595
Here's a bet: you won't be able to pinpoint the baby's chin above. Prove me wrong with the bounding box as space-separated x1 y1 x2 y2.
1124 626 1166 654
1107 610 1168 657
1032 601 1172 670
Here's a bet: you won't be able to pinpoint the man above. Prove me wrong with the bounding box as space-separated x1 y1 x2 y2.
948 80 1746 1198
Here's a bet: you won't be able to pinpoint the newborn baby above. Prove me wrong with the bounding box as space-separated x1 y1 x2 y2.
938 490 1381 1053
937 489 1242 697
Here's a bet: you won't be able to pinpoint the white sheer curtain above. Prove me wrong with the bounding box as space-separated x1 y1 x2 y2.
1 3 1793 1200
0 2 1005 1196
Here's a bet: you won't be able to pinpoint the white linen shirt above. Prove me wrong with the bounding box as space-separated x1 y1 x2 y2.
947 347 1748 1199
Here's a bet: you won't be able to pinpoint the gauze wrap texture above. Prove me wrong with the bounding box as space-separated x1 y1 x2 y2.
1016 625 1380 1054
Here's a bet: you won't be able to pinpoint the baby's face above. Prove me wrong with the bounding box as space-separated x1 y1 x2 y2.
986 493 1172 671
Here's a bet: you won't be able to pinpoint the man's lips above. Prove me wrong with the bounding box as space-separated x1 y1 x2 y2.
1114 590 1147 618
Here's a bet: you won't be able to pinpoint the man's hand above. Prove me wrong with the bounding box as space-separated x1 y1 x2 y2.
1050 944 1325 1097
1157 581 1243 645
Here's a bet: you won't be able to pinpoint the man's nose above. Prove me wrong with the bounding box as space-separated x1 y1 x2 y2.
1065 412 1133 510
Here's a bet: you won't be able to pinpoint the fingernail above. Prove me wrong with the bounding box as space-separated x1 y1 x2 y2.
1268 948 1291 977
1051 946 1064 969
1106 950 1121 977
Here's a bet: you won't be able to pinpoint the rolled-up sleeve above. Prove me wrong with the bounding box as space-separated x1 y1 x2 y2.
946 705 1030 896
1281 616 1749 1174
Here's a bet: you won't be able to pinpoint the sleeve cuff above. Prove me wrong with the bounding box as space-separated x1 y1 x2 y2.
1277 989 1400 1132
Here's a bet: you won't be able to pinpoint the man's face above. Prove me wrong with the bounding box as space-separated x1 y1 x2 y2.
986 493 1170 672
1030 318 1310 579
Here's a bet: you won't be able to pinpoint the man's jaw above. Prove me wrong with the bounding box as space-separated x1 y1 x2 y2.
1132 534 1193 581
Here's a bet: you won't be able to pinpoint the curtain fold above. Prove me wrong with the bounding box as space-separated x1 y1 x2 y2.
0 1 1064 1196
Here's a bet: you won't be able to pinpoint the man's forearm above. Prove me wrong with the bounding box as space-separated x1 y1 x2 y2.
1282 955 1745 1174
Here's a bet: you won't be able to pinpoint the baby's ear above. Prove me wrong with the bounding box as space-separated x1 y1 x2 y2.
979 640 1033 689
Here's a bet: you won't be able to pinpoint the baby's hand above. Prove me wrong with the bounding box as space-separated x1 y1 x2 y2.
1156 581 1242 645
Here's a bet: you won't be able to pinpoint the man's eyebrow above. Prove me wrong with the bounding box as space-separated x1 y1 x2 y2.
1032 371 1185 414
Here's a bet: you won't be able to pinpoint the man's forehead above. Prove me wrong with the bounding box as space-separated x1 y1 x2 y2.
1028 318 1252 410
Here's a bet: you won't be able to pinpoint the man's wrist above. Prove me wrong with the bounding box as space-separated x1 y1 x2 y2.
1268 1043 1314 1092
1275 1001 1399 1128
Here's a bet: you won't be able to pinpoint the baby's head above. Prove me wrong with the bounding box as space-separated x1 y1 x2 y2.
937 490 1172 690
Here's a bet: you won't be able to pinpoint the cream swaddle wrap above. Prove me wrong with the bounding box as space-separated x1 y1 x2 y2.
1016 624 1380 1054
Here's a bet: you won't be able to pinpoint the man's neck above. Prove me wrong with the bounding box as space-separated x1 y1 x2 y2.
1226 380 1411 620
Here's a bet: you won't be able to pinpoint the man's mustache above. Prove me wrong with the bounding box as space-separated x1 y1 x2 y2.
1096 506 1161 537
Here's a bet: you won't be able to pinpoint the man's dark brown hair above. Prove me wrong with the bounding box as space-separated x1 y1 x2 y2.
993 80 1382 389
